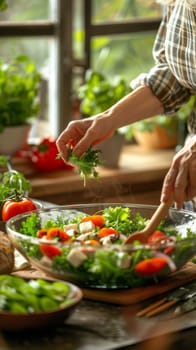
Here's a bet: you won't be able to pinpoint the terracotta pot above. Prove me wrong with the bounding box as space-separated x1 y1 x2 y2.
0 124 31 156
133 125 178 150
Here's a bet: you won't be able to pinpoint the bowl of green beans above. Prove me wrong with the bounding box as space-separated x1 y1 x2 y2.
0 275 82 331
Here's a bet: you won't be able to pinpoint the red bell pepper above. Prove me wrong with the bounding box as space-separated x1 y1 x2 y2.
29 137 74 172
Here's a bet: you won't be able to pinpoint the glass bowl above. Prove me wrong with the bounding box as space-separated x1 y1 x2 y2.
6 203 196 289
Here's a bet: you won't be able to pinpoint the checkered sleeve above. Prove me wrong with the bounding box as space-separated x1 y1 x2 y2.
131 11 191 115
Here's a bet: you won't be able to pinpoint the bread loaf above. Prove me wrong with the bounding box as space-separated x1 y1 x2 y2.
0 231 15 274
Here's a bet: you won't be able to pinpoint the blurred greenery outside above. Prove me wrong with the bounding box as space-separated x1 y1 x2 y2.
0 0 160 90
0 0 193 146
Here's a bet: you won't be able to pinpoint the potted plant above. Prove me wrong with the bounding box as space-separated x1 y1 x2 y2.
0 55 41 155
77 69 131 167
123 96 195 150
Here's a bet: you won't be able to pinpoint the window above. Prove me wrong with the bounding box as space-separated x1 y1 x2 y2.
0 0 162 140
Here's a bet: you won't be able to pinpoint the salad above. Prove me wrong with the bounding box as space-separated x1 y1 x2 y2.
10 206 196 289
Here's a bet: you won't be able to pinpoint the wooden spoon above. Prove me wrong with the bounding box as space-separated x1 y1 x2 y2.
124 194 174 245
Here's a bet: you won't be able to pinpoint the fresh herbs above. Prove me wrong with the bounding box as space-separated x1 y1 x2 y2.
102 206 147 235
0 155 31 201
58 147 102 186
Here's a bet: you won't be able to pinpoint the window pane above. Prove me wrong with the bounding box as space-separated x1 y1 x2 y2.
92 0 162 23
91 32 156 83
0 0 50 21
0 37 51 139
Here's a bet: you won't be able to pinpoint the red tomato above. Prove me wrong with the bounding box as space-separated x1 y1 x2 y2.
134 257 168 276
2 198 37 221
83 239 100 246
98 227 118 238
37 229 48 238
164 246 175 255
46 227 70 242
39 244 62 259
148 230 168 243
81 215 105 227
29 137 74 172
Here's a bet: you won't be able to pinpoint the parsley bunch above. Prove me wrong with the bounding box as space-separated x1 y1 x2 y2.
58 147 102 186
68 148 102 185
0 155 31 201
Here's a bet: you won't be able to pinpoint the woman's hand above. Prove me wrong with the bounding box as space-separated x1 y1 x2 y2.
56 113 115 162
161 135 196 208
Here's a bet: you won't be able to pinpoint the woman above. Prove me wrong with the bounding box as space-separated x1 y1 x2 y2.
57 0 196 209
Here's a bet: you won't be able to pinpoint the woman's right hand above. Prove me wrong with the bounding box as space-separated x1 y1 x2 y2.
56 114 115 163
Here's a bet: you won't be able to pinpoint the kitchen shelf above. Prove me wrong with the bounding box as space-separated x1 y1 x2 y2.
12 145 175 205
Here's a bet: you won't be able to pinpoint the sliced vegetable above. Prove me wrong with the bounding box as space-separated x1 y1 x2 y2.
39 244 62 259
134 257 168 276
46 227 70 242
148 230 168 243
98 227 118 238
81 215 105 227
0 275 71 313
37 228 48 238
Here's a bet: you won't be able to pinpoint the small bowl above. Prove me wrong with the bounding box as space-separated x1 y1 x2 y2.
6 203 196 289
0 276 82 331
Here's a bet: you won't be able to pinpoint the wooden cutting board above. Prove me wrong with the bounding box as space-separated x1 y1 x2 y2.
14 262 196 305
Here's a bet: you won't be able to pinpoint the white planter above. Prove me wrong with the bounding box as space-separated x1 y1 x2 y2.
98 133 125 168
0 124 31 156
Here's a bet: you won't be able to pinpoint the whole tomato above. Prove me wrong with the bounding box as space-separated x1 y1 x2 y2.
29 137 74 172
2 198 37 221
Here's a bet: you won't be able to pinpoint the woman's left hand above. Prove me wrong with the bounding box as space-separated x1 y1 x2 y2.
161 135 196 208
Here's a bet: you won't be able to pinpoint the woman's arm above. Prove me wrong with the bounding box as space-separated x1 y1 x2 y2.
56 85 163 160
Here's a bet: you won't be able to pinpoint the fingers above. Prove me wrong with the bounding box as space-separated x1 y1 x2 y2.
161 145 196 208
187 151 196 199
56 115 115 162
56 119 92 162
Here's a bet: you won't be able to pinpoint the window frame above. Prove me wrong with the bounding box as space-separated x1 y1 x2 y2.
0 0 161 136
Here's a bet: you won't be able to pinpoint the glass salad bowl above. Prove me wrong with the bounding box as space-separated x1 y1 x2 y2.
6 203 196 289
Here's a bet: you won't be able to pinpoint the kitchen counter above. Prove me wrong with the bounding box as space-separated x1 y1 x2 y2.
1 280 195 350
13 145 175 205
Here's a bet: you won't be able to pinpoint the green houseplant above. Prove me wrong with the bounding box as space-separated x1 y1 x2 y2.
124 96 195 150
0 55 41 155
77 69 131 167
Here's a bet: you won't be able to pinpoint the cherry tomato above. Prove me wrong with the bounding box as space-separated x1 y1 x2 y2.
46 227 70 242
37 229 49 239
81 215 105 227
39 244 62 259
148 230 168 243
134 257 167 276
2 198 37 221
83 239 100 246
98 227 118 238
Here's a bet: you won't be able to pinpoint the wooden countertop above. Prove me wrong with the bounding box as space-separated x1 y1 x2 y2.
12 145 175 205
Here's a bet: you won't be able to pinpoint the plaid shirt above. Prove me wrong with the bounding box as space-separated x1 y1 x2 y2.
132 0 196 134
